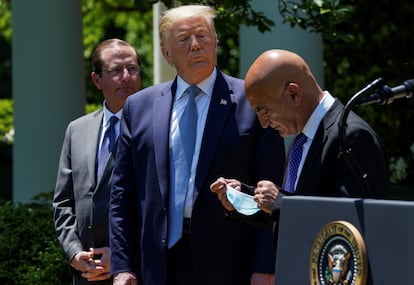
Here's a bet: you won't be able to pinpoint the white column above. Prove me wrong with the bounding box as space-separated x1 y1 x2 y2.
239 0 324 86
153 2 176 84
12 0 85 203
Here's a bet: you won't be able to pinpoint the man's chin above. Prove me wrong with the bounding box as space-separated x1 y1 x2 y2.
117 88 136 97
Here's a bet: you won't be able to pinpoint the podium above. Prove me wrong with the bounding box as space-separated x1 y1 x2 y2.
274 196 414 284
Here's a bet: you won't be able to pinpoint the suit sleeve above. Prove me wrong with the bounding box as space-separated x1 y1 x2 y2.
252 127 286 273
226 183 274 229
109 100 139 276
336 123 388 198
52 123 83 262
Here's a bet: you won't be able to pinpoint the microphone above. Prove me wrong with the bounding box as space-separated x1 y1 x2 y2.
356 79 414 106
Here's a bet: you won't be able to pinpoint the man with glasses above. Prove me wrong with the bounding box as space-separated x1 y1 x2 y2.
53 38 141 285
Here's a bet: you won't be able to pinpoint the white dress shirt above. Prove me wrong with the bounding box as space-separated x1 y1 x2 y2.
98 101 122 152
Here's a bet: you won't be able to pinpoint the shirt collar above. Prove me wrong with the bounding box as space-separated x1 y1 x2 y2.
102 101 122 127
175 67 217 100
302 91 335 140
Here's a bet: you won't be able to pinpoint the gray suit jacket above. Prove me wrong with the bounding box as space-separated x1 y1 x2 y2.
53 108 114 285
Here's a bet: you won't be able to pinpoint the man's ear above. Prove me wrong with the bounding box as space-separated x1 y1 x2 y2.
91 72 102 90
161 46 173 65
286 83 301 104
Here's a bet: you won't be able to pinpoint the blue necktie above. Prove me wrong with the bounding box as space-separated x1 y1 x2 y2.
284 133 307 193
168 86 200 248
97 116 118 180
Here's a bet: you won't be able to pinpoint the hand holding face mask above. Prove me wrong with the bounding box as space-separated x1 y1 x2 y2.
226 185 260 215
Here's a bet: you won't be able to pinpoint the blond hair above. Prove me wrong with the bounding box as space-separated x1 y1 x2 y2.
159 5 217 46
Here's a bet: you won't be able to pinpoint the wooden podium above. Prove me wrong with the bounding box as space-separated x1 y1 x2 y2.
274 196 414 284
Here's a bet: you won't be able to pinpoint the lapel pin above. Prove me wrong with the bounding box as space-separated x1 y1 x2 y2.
220 99 227 105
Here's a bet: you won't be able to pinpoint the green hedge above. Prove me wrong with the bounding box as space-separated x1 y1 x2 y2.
0 194 71 285
0 102 101 284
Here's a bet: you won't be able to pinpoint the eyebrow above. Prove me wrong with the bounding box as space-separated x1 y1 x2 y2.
254 106 266 113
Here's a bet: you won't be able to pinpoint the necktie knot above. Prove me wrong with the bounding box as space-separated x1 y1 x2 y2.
284 132 307 193
187 85 200 99
294 132 307 147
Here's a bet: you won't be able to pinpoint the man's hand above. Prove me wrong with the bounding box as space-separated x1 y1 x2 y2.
253 180 279 214
70 247 111 281
113 272 137 285
250 273 275 285
81 247 111 281
251 272 275 285
70 250 94 273
210 177 241 211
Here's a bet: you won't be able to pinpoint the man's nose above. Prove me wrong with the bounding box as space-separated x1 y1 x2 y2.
257 115 269 128
189 35 201 49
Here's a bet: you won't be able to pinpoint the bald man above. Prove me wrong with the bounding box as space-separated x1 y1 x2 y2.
211 49 388 228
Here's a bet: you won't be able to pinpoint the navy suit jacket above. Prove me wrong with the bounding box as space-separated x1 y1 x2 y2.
110 70 285 285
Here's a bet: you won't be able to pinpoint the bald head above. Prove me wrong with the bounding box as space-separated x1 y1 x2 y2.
245 49 319 99
244 49 324 136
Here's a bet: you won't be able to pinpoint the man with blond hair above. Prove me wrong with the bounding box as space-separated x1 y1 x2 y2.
109 5 285 285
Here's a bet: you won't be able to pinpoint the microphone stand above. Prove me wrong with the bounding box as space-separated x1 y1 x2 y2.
339 77 414 196
338 78 385 197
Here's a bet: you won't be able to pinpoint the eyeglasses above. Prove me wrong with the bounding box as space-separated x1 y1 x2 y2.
104 64 142 78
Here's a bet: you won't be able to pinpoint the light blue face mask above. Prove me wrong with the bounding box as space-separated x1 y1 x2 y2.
226 185 260 215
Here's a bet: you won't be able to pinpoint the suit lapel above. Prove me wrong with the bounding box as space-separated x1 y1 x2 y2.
96 140 118 189
296 99 342 192
154 81 176 202
194 72 234 196
153 74 235 199
88 110 103 187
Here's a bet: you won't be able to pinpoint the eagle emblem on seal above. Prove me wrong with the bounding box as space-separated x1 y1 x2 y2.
327 244 351 284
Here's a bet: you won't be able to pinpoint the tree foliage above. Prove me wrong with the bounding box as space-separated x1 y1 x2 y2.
322 0 414 188
1 0 414 188
279 0 356 42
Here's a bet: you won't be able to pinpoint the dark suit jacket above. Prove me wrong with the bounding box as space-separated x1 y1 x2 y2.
233 99 388 233
109 70 286 285
288 99 388 198
53 109 114 285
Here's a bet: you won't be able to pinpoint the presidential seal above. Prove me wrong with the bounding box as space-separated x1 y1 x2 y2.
310 220 367 285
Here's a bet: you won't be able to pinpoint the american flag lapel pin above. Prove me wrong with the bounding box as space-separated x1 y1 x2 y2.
220 99 227 105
